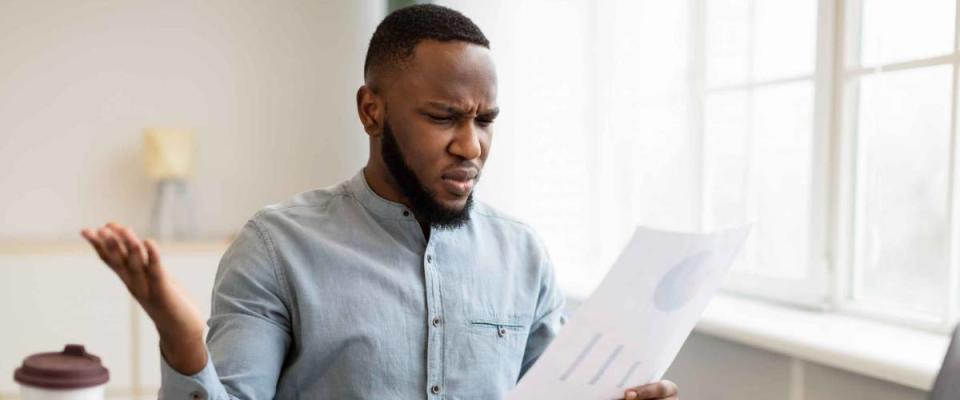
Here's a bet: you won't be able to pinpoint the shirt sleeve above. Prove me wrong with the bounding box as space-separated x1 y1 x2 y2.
518 249 567 380
159 218 293 400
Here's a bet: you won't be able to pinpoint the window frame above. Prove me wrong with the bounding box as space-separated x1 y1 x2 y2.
832 0 960 333
708 0 960 334
694 0 837 310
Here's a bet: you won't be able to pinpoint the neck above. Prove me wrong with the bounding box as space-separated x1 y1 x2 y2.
363 161 432 238
363 159 407 207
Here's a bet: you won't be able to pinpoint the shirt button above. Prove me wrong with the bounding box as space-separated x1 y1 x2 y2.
432 316 442 327
498 327 507 337
426 254 432 263
189 390 205 400
403 210 410 217
431 385 441 395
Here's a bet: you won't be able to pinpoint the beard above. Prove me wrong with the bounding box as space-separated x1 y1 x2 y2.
380 120 475 230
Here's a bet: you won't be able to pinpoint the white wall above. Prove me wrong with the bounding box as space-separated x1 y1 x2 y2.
0 0 383 242
0 246 225 399
665 333 928 400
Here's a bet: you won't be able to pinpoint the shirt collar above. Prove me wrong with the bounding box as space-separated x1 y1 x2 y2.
346 168 412 220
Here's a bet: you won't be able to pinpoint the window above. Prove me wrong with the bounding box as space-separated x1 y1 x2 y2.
840 0 960 329
440 0 960 333
700 0 825 305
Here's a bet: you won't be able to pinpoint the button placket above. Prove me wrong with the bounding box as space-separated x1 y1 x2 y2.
423 240 445 398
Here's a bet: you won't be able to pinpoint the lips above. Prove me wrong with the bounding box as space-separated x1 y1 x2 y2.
442 168 478 181
441 168 479 196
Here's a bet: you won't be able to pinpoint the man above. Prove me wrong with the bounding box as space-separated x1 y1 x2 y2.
81 5 679 399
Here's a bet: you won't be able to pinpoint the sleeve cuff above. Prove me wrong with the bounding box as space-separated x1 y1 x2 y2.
158 346 220 400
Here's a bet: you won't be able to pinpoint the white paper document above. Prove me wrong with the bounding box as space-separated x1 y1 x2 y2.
508 225 751 399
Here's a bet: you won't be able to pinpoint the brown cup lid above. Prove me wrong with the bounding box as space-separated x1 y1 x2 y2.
14 345 109 389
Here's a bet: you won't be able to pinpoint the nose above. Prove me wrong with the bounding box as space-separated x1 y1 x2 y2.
448 122 482 160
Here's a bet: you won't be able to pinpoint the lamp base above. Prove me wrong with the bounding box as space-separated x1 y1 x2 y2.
148 179 196 240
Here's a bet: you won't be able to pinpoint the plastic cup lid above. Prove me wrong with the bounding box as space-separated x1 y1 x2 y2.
14 345 109 389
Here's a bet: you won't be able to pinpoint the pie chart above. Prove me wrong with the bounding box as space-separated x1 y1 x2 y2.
653 250 714 312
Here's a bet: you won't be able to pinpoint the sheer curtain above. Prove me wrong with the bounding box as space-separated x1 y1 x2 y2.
438 0 700 298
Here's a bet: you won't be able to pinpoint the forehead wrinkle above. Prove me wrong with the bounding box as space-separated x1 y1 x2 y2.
408 70 495 100
424 100 497 116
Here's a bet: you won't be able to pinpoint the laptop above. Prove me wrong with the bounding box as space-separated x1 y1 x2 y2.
930 325 960 400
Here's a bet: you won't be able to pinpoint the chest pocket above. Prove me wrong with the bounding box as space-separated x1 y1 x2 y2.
459 315 530 378
469 319 528 341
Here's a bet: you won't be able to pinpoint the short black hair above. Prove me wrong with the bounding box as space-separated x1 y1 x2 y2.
363 4 489 84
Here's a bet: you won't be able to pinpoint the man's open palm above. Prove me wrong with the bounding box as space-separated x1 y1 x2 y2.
81 222 208 374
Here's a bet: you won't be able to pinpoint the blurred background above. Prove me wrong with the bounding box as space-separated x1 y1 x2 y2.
1 0 957 399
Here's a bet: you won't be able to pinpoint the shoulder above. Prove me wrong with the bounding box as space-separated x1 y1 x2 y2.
248 182 354 228
470 201 550 258
472 201 537 234
260 182 349 217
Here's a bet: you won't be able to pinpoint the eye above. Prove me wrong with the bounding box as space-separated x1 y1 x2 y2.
476 118 495 127
427 114 454 124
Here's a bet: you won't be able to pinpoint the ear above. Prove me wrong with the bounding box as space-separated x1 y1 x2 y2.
356 85 384 137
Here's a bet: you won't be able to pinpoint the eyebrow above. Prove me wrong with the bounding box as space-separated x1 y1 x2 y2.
425 102 499 118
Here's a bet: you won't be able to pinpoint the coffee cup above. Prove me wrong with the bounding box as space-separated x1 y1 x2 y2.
14 344 109 400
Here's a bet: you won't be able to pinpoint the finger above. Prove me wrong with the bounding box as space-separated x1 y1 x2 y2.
81 229 110 263
143 239 163 279
104 222 130 255
97 226 128 267
114 226 146 275
625 380 678 399
84 228 129 281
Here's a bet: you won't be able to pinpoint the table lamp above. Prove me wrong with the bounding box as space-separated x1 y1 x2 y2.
144 128 196 240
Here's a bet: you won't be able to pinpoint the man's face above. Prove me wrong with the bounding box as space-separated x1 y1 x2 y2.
378 40 498 229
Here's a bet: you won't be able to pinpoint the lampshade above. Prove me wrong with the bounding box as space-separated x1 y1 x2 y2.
143 128 193 180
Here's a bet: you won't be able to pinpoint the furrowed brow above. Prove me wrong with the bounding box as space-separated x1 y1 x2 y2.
479 107 500 119
425 102 498 118
425 102 467 115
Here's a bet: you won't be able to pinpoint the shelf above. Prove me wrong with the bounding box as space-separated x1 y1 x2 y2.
0 240 231 255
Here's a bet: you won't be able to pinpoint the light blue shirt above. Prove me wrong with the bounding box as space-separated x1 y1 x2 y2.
159 170 567 399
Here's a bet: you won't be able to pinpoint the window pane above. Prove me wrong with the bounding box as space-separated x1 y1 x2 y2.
706 0 750 87
704 82 814 279
855 66 953 316
752 0 817 81
610 0 689 98
707 0 817 87
705 91 750 230
860 0 955 66
752 83 814 279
